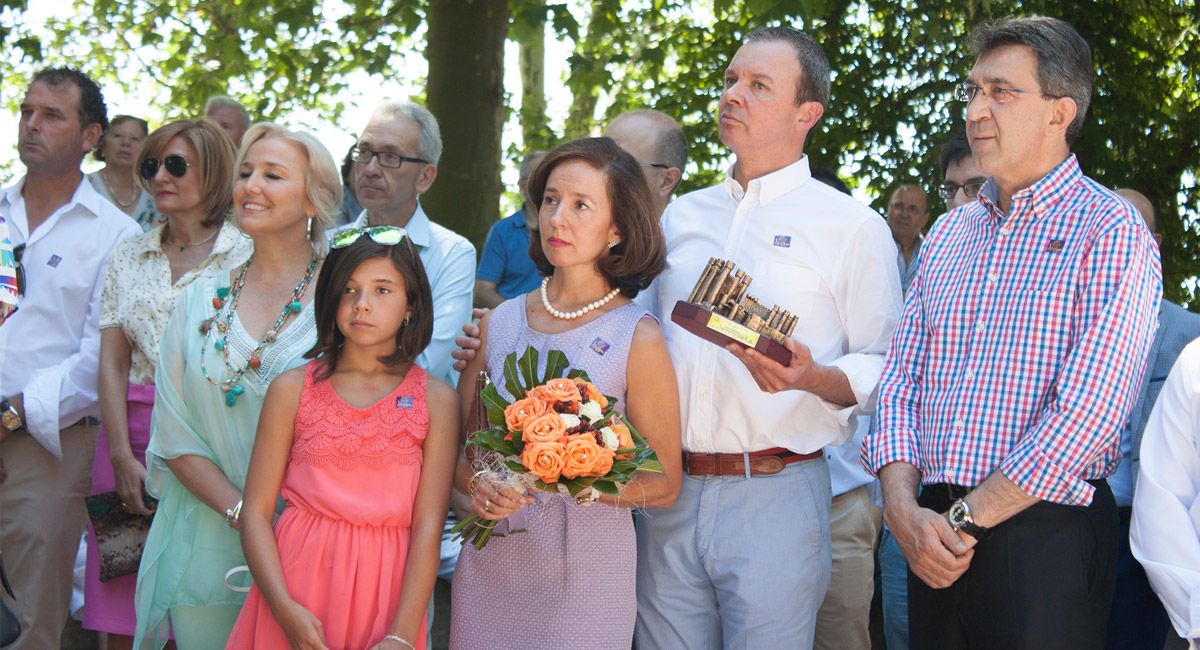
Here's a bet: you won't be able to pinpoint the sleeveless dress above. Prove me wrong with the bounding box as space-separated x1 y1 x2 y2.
450 295 654 649
226 361 430 650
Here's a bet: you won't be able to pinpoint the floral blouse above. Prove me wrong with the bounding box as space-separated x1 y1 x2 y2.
99 220 251 383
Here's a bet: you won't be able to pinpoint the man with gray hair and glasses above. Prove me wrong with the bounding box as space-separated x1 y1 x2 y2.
863 16 1161 648
341 99 475 388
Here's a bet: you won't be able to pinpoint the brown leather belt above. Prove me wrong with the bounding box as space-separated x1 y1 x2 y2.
684 447 822 477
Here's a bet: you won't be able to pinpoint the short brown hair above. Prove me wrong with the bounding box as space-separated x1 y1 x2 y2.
137 118 237 227
305 235 434 379
526 137 666 298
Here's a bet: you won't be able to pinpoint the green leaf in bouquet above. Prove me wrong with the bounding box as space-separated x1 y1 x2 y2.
543 349 569 382
517 346 540 389
592 479 620 495
505 460 526 473
566 368 592 382
502 352 525 400
481 383 510 428
468 429 520 457
636 457 665 474
558 477 590 496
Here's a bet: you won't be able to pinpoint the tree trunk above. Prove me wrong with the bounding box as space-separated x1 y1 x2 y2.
424 0 509 253
514 0 552 150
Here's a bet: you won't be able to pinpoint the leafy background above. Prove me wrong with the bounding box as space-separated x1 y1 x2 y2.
2 0 1195 305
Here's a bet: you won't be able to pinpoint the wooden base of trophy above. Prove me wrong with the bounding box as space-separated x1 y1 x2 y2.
671 301 792 366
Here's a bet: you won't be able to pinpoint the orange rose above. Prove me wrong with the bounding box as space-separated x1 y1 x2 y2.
521 442 566 484
504 396 548 432
610 419 635 459
576 380 609 409
532 378 581 406
562 433 616 479
522 412 567 444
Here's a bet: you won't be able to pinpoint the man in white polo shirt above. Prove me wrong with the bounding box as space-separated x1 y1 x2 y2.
0 67 139 649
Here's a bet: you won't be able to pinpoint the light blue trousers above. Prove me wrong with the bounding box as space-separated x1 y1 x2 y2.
635 457 832 649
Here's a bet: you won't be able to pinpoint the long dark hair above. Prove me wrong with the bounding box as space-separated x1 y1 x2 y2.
304 235 433 380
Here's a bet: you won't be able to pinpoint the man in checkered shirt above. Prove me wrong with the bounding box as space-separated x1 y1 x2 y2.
862 16 1161 649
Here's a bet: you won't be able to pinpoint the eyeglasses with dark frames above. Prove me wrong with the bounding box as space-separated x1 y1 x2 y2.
350 146 429 169
139 155 190 180
938 179 987 202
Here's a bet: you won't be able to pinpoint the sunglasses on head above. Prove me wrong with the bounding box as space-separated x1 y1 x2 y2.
139 155 190 180
330 225 409 249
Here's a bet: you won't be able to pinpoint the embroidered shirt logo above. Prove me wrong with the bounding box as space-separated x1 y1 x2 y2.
773 235 792 248
47 254 62 267
590 337 610 356
395 396 414 409
1045 239 1065 253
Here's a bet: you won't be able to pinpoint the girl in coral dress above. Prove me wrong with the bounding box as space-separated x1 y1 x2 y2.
227 227 459 650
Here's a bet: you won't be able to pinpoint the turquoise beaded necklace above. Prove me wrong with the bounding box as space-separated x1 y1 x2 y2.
198 253 319 406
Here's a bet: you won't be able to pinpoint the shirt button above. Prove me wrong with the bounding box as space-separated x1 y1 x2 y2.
975 322 985 333
987 272 999 283
953 419 965 431
965 369 976 381
1000 227 1011 236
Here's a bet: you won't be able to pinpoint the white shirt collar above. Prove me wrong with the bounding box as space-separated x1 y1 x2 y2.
723 156 812 207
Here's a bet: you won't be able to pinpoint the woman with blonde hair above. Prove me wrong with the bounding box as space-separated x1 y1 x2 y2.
133 122 341 648
84 118 250 648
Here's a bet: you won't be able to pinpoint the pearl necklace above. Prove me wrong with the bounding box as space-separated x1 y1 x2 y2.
101 168 140 209
540 277 621 320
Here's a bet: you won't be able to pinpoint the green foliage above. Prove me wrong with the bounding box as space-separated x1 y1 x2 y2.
1 0 1195 303
2 0 423 126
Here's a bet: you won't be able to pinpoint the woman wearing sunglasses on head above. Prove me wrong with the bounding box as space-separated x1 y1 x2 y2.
86 115 162 230
132 122 340 648
85 118 250 648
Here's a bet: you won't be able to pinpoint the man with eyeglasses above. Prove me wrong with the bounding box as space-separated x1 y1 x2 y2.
937 131 988 212
862 16 1161 648
602 109 687 218
337 99 475 388
0 67 140 649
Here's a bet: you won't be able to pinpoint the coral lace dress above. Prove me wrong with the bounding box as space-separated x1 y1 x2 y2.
227 362 430 649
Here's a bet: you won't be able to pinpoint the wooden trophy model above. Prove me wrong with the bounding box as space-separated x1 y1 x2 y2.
669 257 797 366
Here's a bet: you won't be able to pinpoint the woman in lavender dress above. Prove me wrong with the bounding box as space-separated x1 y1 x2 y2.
450 138 682 649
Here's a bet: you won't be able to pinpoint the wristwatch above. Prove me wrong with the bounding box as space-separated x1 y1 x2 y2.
0 399 22 432
946 498 990 540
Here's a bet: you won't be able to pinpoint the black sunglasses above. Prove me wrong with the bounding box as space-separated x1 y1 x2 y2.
12 243 24 297
139 155 190 180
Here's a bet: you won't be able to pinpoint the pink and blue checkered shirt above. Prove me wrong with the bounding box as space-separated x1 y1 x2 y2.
862 155 1161 506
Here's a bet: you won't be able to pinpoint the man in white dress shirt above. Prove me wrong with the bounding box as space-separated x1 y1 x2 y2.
0 67 140 649
1131 337 1200 648
634 27 903 648
338 100 475 388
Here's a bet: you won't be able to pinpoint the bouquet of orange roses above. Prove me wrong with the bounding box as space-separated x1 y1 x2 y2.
451 345 662 549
